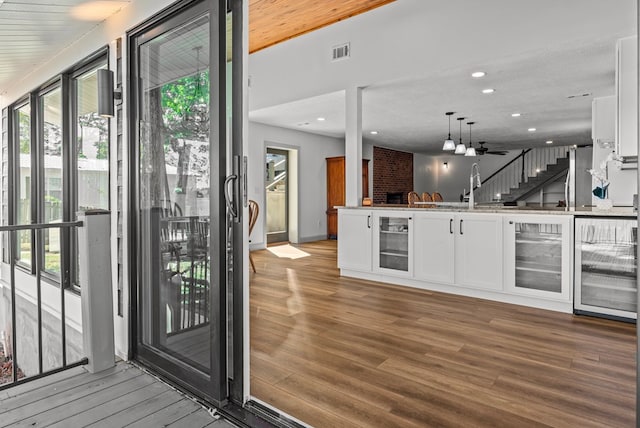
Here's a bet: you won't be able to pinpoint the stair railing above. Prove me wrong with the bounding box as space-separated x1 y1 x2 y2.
474 145 571 202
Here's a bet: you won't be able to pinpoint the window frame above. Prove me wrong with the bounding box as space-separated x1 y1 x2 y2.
6 47 109 290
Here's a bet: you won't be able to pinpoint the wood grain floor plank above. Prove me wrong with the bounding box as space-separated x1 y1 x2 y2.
0 364 127 414
251 376 352 428
120 398 201 428
0 365 87 401
165 408 216 427
250 240 636 427
13 373 157 427
86 389 185 427
45 379 169 428
0 367 140 426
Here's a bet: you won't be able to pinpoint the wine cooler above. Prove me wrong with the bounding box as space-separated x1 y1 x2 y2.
574 217 637 320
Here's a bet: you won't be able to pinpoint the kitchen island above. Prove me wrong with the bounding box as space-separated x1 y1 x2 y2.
338 206 637 316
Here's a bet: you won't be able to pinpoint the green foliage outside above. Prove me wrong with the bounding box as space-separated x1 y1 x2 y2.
161 71 210 141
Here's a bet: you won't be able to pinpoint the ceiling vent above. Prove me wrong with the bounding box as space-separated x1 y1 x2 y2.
332 43 350 62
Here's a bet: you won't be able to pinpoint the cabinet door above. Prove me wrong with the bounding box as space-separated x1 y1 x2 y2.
575 218 637 318
337 209 372 272
413 212 455 284
616 36 638 157
373 211 413 277
504 215 572 301
454 213 503 290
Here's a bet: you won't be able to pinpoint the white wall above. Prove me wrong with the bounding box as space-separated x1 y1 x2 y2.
412 151 521 201
248 122 344 248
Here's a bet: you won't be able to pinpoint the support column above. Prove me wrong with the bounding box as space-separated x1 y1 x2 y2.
345 86 363 206
78 209 115 373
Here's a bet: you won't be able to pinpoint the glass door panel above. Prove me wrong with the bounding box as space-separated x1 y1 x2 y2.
133 0 226 402
378 216 409 271
576 218 637 314
514 222 562 293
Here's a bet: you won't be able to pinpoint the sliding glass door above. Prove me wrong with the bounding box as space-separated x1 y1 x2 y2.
131 0 228 404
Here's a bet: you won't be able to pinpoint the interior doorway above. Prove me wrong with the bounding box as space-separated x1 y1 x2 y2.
265 148 289 244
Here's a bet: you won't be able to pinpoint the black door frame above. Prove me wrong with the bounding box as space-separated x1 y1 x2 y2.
127 0 233 406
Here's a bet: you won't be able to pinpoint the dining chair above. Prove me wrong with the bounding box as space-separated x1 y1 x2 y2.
407 191 421 207
421 192 432 202
432 192 444 202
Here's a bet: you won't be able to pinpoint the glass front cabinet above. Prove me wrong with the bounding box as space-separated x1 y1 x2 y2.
373 212 413 277
503 215 573 302
575 217 637 320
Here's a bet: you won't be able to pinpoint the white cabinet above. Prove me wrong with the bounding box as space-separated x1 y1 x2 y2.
616 36 637 157
337 209 372 272
592 95 615 145
413 212 455 284
503 215 572 302
414 212 502 290
454 213 503 291
373 211 413 277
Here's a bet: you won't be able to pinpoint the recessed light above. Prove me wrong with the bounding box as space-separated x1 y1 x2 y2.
546 140 553 144
471 71 486 78
482 88 495 94
536 168 541 173
511 113 521 117
528 128 536 132
370 131 378 135
317 117 326 121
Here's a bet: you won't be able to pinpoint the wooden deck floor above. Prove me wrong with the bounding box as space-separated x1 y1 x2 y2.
250 240 637 428
0 361 236 427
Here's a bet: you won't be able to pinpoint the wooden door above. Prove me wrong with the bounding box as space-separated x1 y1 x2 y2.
326 157 370 239
326 157 345 239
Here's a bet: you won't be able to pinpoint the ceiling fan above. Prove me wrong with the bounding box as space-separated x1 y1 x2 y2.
476 141 508 156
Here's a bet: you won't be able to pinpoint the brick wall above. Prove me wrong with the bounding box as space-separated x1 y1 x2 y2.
373 146 414 204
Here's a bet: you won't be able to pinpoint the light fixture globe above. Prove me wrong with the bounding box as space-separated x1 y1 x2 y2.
442 112 456 151
455 117 466 154
465 121 477 156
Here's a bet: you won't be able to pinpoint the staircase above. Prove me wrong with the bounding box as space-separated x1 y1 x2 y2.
500 156 569 204
474 145 571 205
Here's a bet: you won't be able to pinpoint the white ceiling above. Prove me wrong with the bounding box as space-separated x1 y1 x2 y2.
0 0 130 95
248 0 637 155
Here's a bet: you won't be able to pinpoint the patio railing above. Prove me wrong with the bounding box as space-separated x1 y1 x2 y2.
0 221 87 391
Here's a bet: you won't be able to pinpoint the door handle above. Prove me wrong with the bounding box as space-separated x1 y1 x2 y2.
450 218 453 234
459 219 464 235
224 174 238 219
367 215 371 228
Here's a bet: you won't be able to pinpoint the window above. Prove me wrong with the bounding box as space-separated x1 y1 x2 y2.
73 63 109 286
15 102 32 268
41 87 63 275
6 50 109 288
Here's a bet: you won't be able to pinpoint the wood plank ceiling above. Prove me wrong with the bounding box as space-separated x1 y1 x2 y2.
249 0 395 53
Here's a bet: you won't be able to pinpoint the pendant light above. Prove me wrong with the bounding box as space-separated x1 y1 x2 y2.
454 117 467 154
465 121 477 156
442 112 456 151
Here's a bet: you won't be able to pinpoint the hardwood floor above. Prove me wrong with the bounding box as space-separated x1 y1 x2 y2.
249 240 636 428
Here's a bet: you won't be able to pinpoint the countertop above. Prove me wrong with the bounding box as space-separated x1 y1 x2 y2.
338 204 638 217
